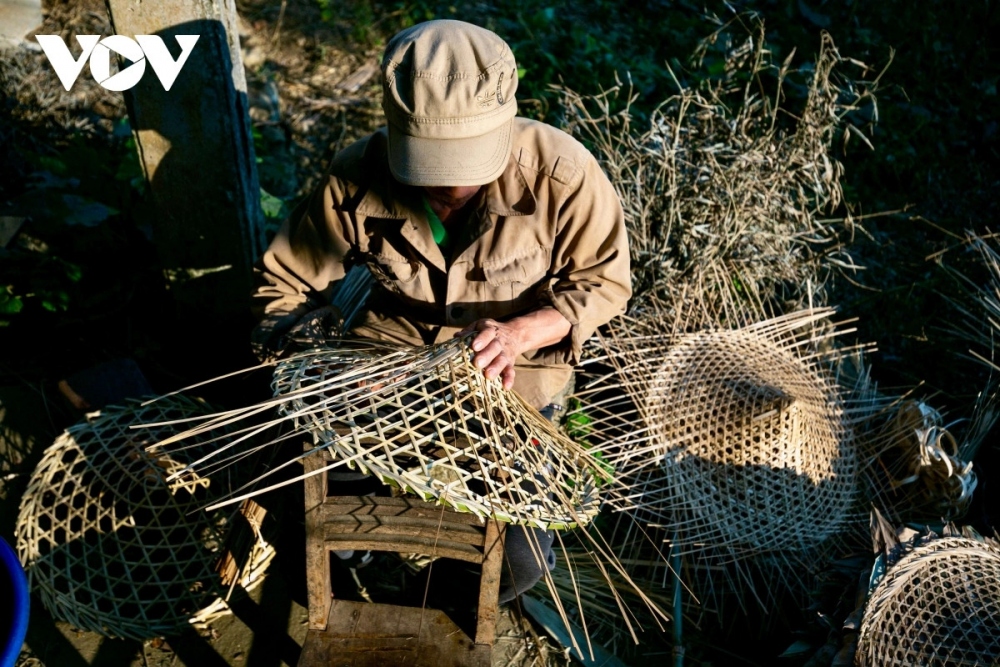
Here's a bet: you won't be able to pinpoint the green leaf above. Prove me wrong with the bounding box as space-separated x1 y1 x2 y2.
0 286 24 314
260 188 289 220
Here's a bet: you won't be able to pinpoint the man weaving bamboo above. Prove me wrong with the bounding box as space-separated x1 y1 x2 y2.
250 19 631 604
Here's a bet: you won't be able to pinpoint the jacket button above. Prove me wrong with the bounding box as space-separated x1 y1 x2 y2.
451 306 465 319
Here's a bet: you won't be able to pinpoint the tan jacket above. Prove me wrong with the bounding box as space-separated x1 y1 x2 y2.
253 117 631 408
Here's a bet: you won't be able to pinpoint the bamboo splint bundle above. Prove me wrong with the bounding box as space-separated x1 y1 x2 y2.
15 396 275 640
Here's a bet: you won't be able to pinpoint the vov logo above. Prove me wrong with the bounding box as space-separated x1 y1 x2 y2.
36 35 200 92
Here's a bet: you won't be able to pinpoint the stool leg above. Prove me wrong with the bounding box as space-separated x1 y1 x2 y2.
475 520 505 646
303 449 331 630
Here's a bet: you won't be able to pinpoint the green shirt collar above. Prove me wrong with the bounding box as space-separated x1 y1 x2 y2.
421 195 452 248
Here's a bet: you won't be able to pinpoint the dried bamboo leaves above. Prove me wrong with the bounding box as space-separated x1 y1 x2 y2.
554 28 877 328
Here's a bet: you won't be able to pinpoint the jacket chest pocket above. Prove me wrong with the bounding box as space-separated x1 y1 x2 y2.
482 247 551 302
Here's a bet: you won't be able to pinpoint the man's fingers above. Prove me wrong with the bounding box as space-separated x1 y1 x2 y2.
457 319 516 387
474 339 504 369
483 350 509 379
501 365 516 390
472 326 500 353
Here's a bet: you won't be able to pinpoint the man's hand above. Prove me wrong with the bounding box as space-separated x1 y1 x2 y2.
457 307 572 390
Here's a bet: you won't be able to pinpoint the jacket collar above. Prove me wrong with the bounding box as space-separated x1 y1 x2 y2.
352 152 537 272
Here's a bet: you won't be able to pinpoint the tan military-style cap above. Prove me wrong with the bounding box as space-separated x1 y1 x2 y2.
380 20 519 187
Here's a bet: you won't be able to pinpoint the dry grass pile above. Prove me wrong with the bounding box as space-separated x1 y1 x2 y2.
0 1 124 159
554 26 880 329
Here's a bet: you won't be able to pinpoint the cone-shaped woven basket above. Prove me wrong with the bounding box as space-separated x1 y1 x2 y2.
609 310 858 557
15 396 275 640
266 336 608 529
144 338 669 648
571 310 867 612
857 536 1000 667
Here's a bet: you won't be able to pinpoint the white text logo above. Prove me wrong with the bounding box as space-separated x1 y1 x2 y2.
36 35 200 92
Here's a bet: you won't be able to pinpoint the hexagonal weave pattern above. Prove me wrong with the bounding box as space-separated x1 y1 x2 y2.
857 537 1000 667
15 396 274 640
269 337 606 529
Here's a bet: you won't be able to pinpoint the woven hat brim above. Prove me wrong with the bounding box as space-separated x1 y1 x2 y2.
387 117 512 187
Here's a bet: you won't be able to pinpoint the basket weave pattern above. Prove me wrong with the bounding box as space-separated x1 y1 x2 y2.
633 325 857 555
271 337 605 529
15 396 274 640
573 311 863 611
857 536 1000 667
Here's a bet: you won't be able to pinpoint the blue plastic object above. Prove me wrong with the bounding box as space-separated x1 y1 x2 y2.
0 535 29 667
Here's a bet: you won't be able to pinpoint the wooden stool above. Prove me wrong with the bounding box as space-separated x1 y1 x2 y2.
298 450 506 667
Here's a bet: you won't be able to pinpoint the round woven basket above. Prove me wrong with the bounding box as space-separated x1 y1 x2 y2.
15 396 275 640
857 536 1000 667
270 337 607 530
631 324 858 557
577 311 864 611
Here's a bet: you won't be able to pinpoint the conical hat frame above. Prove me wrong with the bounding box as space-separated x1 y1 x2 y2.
570 309 873 611
153 336 614 530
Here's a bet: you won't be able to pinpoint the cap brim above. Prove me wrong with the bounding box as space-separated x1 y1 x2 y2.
387 117 512 187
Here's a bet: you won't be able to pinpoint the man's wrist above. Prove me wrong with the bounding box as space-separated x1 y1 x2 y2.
506 306 571 355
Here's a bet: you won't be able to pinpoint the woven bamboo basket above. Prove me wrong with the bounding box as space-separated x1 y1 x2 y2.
566 309 868 613
264 336 608 530
857 536 1000 667
608 311 859 559
15 396 275 640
